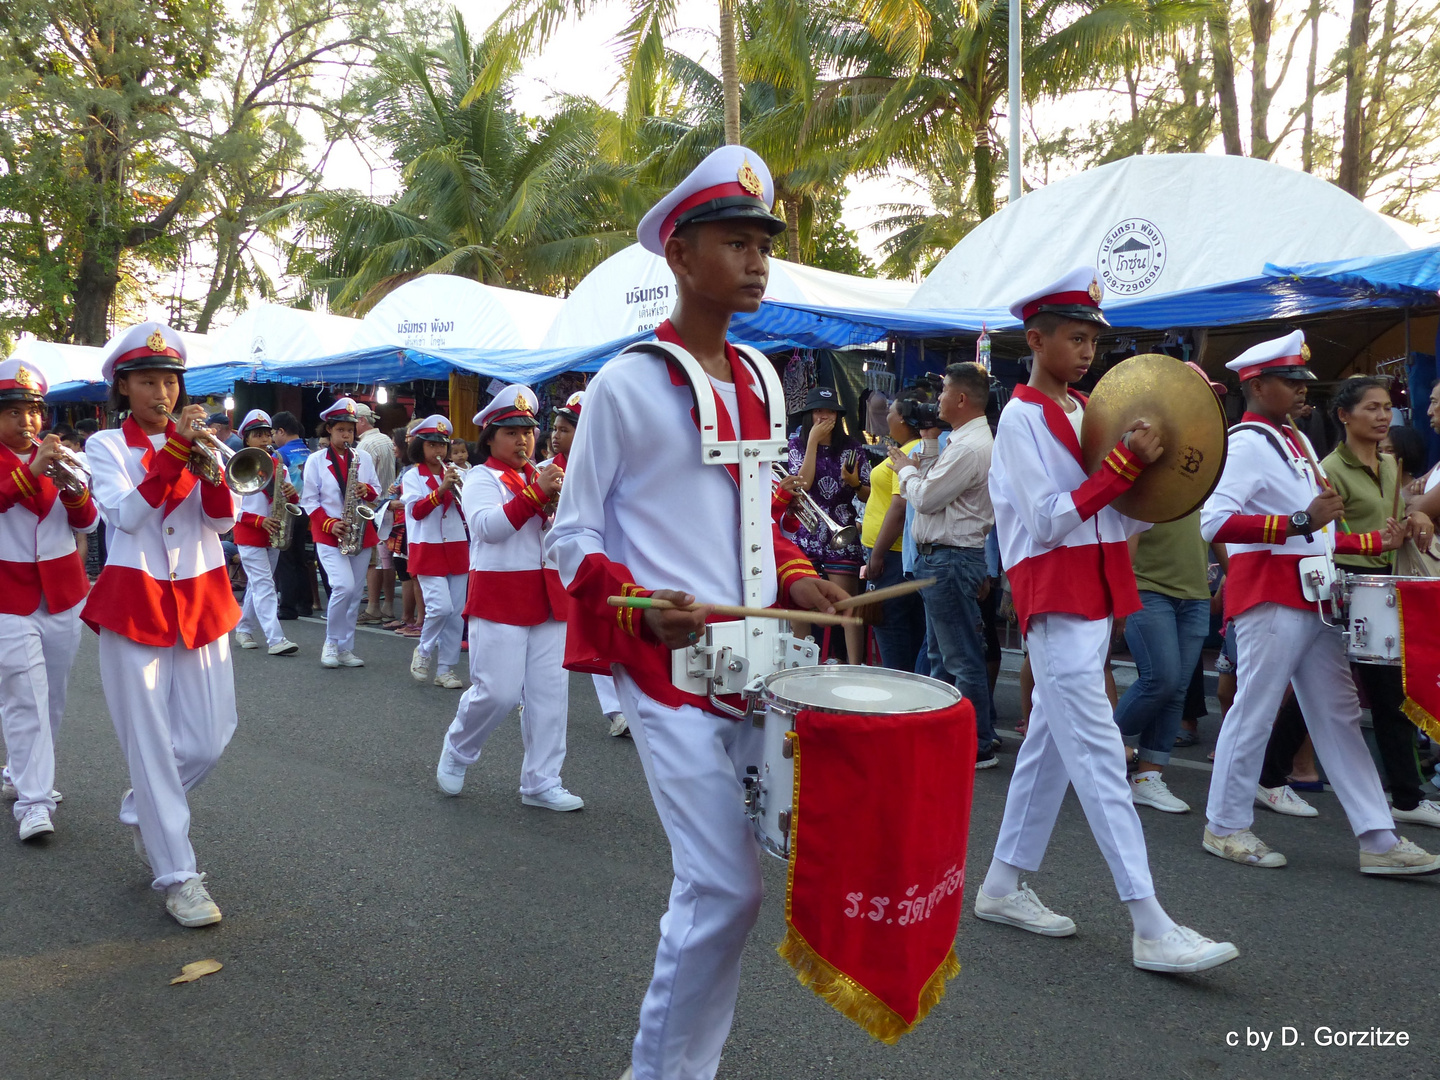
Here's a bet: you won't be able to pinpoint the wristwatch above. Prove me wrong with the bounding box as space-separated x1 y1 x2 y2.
1288 510 1314 542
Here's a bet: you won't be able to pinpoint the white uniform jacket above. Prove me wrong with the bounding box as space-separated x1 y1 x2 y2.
990 385 1148 634
301 446 379 549
234 455 298 547
546 324 819 713
0 443 98 615
403 464 469 576
1199 414 1379 619
83 418 240 648
460 458 566 625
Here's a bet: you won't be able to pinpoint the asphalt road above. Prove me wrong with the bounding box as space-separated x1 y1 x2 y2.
1 618 1435 1080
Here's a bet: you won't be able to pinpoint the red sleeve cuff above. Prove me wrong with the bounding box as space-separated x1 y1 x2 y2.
60 485 97 527
1335 530 1383 556
502 485 548 530
1213 514 1287 545
1072 440 1145 521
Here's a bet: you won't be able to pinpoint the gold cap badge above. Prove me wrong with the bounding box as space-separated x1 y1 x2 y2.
514 395 532 414
737 160 764 198
14 365 35 389
1088 278 1104 304
1300 342 1312 361
147 329 167 353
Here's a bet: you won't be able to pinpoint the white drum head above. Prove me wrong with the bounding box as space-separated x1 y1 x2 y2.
761 665 962 714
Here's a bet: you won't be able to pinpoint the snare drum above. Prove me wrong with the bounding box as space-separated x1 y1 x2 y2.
1344 574 1403 665
744 666 964 858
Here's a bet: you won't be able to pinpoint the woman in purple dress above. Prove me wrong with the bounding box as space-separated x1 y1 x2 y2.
786 386 870 662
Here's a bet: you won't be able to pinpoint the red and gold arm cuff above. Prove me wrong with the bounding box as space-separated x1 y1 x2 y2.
1212 514 1286 545
614 582 654 639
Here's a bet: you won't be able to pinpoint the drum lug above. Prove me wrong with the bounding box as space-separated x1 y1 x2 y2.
778 809 791 836
782 731 796 759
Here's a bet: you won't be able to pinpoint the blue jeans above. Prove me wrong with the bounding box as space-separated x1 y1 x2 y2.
1114 591 1209 766
916 545 996 749
866 547 928 674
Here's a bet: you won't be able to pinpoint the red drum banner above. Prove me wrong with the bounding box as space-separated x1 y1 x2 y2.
779 701 976 1043
1397 579 1440 741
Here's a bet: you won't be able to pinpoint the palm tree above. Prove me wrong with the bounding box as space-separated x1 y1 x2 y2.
285 10 645 311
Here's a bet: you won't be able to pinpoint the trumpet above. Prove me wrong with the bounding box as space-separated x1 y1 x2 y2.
162 409 274 495
28 435 90 497
443 463 464 492
771 462 860 550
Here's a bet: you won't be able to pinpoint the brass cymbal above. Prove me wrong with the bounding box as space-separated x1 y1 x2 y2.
1080 353 1228 524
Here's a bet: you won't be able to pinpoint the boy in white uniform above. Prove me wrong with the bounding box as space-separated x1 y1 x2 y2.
976 270 1239 973
547 146 848 1080
232 409 300 656
0 359 97 839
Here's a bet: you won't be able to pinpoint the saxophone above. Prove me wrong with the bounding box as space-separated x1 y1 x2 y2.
337 448 376 556
265 456 303 549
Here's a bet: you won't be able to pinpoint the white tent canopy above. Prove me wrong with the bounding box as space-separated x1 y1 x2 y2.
348 275 563 353
210 304 362 367
14 328 219 386
909 155 1418 311
541 243 918 350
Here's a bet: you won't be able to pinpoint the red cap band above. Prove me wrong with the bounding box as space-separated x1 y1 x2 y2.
660 181 755 247
1236 355 1307 381
1020 290 1100 322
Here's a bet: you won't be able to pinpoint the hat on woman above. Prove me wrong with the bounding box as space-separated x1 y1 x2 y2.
320 398 360 424
553 391 585 424
101 322 187 382
238 409 273 434
0 359 48 404
800 386 840 413
412 414 454 443
474 385 540 429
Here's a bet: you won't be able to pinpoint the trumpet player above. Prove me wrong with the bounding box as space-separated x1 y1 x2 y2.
233 410 300 657
301 398 381 669
83 322 239 928
402 414 468 688
0 360 97 841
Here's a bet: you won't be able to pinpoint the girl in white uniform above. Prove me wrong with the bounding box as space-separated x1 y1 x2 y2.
83 322 239 928
435 385 582 811
0 359 98 840
403 414 469 688
232 409 300 656
301 397 381 668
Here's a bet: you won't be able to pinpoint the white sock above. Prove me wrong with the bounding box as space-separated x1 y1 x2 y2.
1206 823 1238 837
1358 828 1398 854
982 858 1022 900
1126 895 1177 940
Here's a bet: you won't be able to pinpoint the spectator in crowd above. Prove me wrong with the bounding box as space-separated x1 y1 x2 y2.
271 410 315 620
787 386 870 663
449 439 472 471
890 362 998 766
862 390 927 671
208 412 243 451
356 403 398 625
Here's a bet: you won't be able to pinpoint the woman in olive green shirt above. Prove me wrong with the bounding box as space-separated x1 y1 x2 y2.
1322 376 1438 828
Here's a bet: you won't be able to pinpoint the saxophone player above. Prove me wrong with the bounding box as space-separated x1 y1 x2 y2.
0 359 98 841
232 409 300 657
301 398 381 668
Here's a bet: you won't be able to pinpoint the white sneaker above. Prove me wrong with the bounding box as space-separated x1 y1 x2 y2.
1131 772 1190 814
1255 784 1318 817
235 631 258 649
2 782 61 803
1390 800 1440 829
434 670 464 689
320 642 340 668
522 786 585 812
1132 925 1240 973
1202 827 1287 868
337 650 364 668
973 882 1076 937
617 1069 633 1080
131 824 151 870
436 747 467 796
1359 836 1440 875
606 712 631 738
18 806 54 841
268 638 299 656
165 873 222 927
410 647 429 683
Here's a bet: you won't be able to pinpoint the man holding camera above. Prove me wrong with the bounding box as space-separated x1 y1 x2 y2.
889 361 998 767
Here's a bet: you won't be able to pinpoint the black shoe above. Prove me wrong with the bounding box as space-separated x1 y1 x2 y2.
297 608 314 618
976 750 999 770
277 610 297 621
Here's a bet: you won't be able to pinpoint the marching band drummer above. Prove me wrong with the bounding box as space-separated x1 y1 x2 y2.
0 359 97 841
232 409 300 657
551 391 629 738
547 146 848 1080
83 322 239 927
403 414 469 689
302 398 381 669
434 385 583 811
1198 332 1440 875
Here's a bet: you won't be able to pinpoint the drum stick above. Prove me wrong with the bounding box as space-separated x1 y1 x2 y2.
832 576 937 611
606 595 862 628
1286 415 1356 534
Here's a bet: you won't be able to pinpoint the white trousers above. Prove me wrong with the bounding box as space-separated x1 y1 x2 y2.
1207 603 1393 836
317 545 372 652
444 617 569 796
992 613 1155 901
418 574 466 671
612 671 764 1080
594 673 622 717
99 629 237 890
236 544 283 647
0 602 81 818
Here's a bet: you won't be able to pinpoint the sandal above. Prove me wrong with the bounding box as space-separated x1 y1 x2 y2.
1173 730 1200 748
399 624 422 638
382 619 405 631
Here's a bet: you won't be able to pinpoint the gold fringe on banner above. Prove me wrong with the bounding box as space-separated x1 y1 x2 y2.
1396 588 1440 743
777 927 960 1045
